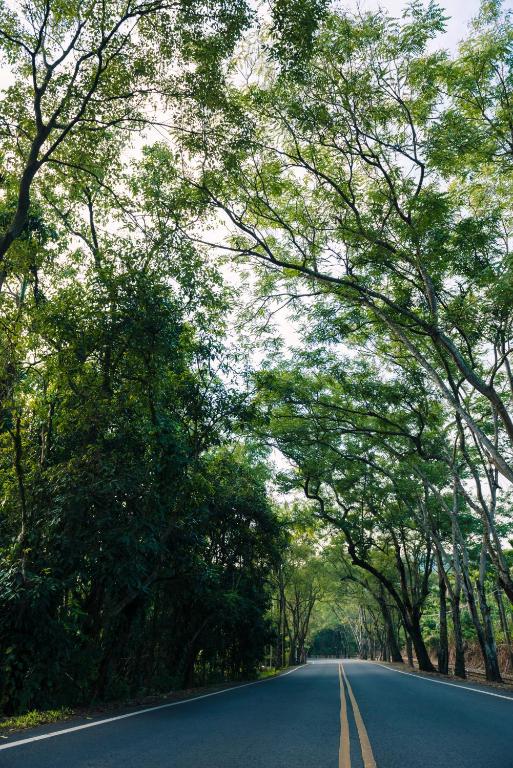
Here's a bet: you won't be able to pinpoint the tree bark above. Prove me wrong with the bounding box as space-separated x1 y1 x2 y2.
378 593 403 663
495 581 513 672
437 569 449 674
475 542 502 682
407 615 434 672
405 632 414 667
451 596 466 678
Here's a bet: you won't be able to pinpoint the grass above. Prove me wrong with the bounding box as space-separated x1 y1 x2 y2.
258 666 287 679
0 707 73 734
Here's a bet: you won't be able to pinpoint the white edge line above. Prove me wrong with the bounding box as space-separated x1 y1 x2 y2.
0 665 305 751
374 662 513 701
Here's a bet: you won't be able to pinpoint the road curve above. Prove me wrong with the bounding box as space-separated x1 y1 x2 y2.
1 660 513 767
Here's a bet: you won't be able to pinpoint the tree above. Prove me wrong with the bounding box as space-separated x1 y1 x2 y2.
0 0 250 286
179 1 513 593
252 348 508 679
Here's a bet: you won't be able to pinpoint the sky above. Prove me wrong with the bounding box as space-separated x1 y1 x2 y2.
0 1 507 90
351 0 509 50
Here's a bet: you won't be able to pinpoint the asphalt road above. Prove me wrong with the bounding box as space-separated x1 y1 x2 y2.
1 660 513 767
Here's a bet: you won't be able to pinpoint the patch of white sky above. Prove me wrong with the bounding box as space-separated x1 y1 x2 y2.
364 0 484 50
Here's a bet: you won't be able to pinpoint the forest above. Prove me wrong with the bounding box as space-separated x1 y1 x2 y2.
1 0 513 717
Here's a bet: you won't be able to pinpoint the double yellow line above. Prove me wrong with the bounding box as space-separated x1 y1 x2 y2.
338 663 377 768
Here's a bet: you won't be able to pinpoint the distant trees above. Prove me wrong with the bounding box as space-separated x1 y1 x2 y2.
309 625 357 659
275 531 327 665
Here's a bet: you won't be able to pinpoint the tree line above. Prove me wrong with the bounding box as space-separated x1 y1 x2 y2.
180 0 513 681
1 0 513 715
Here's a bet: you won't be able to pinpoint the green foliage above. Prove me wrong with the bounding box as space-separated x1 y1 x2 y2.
3 0 513 714
270 0 328 76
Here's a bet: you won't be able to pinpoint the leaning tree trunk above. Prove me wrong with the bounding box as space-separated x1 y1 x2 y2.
403 610 435 672
451 595 466 678
456 530 502 683
450 484 501 681
476 590 502 683
450 486 466 677
462 570 501 682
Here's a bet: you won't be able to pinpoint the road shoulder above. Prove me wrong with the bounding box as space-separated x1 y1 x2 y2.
0 665 306 745
372 660 513 699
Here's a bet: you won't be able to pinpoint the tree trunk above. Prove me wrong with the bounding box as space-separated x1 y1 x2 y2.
182 648 198 689
495 582 513 673
409 622 434 672
450 482 466 678
405 631 414 667
451 596 466 678
437 566 449 674
379 595 403 663
476 543 502 682
463 572 501 682
278 571 286 667
403 612 434 672
451 486 501 681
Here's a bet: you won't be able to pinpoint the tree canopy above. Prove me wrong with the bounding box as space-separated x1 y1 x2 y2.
2 0 513 716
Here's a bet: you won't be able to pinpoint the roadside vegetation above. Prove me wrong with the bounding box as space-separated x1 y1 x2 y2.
0 708 73 734
1 0 513 718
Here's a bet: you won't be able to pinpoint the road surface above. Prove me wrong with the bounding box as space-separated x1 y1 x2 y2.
1 660 513 767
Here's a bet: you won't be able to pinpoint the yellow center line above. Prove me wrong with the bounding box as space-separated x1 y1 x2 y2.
338 663 351 768
341 662 377 768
